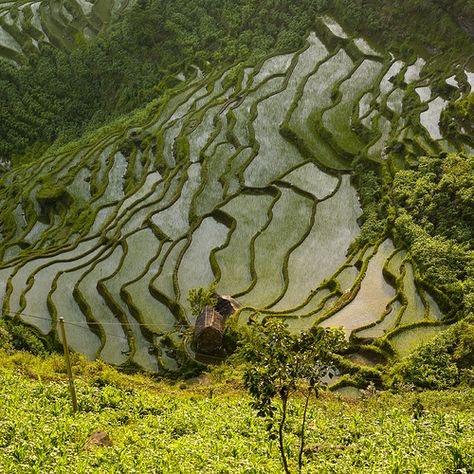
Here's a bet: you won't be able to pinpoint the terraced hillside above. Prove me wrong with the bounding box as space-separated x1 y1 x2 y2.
0 0 126 64
0 16 473 379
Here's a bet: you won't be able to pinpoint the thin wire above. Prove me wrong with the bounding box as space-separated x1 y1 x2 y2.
3 310 189 330
3 310 226 361
3 310 191 346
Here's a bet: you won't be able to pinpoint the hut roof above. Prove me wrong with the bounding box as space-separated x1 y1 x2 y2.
194 306 224 354
214 294 241 319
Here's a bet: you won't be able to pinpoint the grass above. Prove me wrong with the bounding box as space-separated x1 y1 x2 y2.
0 348 473 473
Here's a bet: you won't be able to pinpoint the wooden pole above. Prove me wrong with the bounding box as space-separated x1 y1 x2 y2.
59 317 78 412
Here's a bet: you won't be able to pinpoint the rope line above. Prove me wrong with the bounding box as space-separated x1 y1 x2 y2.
2 310 190 331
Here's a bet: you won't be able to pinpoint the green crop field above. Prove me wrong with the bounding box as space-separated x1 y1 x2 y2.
0 0 473 397
0 351 472 473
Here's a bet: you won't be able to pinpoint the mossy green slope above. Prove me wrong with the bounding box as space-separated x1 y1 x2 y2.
0 13 472 382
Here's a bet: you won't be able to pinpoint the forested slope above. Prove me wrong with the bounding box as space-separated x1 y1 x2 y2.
0 0 473 386
1 0 473 162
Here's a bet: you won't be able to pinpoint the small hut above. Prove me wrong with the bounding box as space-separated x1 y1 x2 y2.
194 306 225 354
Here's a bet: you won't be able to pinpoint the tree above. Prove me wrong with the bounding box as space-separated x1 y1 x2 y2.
237 319 346 473
187 284 217 317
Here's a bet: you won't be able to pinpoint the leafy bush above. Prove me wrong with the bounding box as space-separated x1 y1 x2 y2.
187 284 217 317
8 324 47 355
237 319 346 473
0 320 13 351
390 319 474 389
0 319 48 355
441 93 474 140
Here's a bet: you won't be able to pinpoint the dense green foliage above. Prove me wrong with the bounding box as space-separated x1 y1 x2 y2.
331 0 474 53
1 0 473 163
0 318 49 355
187 285 217 317
0 350 473 473
351 161 386 246
393 153 473 245
238 321 346 473
392 152 474 317
441 93 474 143
390 318 474 389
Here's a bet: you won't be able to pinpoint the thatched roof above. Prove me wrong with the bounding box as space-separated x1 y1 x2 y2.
192 294 241 355
194 306 224 354
214 294 241 318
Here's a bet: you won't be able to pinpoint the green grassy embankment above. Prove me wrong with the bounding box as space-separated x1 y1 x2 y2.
0 348 472 473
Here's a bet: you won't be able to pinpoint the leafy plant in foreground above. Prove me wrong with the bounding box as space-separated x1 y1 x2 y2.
237 319 346 473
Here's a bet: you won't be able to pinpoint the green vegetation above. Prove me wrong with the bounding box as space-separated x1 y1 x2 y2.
0 0 473 388
0 317 50 355
330 0 474 55
441 93 474 144
390 317 474 389
0 348 473 473
187 284 217 317
0 0 320 160
238 320 346 473
1 0 473 162
392 152 474 318
0 3 473 472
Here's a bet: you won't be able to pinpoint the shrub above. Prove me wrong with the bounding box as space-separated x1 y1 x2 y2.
237 319 346 473
390 319 474 389
0 320 13 350
187 284 217 317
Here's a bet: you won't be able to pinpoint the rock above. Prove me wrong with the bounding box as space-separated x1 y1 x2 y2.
85 430 113 449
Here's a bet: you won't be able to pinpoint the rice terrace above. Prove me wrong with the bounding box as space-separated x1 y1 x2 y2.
0 0 473 472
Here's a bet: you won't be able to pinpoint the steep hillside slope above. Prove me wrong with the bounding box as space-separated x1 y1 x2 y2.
0 5 473 383
0 0 126 64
